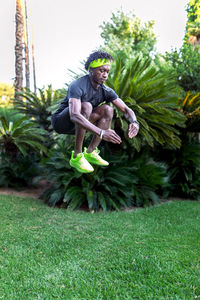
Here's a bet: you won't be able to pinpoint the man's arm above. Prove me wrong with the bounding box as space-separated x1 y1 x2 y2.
112 98 139 138
69 98 122 144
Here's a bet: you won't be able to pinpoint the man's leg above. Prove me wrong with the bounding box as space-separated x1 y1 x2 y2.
74 102 93 157
87 104 114 153
70 102 94 173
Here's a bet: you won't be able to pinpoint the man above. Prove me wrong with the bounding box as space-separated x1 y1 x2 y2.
52 51 139 173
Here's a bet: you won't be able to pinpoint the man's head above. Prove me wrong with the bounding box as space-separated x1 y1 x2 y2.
85 51 113 85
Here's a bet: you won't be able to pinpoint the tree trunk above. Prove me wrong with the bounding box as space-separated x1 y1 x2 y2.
23 0 30 89
14 0 24 98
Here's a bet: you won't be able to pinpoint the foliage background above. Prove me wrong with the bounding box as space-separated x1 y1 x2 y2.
1 3 200 210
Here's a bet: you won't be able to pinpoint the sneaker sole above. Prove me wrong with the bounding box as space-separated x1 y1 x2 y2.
84 158 109 166
69 161 94 173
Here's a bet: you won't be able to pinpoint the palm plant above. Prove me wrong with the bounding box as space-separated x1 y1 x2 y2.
153 138 200 200
0 114 47 187
106 55 186 151
152 91 200 199
0 116 46 158
13 85 66 131
179 91 200 132
40 136 167 211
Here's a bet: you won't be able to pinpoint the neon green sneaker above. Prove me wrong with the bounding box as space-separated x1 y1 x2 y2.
69 151 94 173
84 147 109 166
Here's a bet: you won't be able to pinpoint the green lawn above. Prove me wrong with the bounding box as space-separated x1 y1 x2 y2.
0 195 200 300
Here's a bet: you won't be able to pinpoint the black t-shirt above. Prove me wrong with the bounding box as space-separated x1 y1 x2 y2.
55 75 118 114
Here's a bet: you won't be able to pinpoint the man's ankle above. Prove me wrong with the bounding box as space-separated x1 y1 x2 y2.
74 151 82 158
86 147 94 153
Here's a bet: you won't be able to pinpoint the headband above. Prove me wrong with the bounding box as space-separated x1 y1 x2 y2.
89 58 112 69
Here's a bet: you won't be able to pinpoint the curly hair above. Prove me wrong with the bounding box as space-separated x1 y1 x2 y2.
84 50 114 71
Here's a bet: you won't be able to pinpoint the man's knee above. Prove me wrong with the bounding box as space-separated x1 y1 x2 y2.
102 104 114 119
81 102 93 119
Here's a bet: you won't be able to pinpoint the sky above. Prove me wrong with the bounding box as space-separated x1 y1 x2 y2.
0 0 188 90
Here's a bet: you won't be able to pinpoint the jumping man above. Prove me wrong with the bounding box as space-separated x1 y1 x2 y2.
51 51 139 173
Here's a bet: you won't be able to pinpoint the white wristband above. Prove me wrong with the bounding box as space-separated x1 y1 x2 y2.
100 130 105 139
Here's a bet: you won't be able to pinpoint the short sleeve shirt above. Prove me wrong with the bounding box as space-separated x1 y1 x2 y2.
55 75 118 114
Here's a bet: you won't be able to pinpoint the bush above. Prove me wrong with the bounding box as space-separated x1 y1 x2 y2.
106 55 186 151
0 113 47 187
165 44 200 92
0 152 42 188
14 85 66 131
40 137 167 211
153 137 200 200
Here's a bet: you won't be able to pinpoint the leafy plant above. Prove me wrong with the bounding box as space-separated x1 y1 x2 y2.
0 114 47 187
0 116 46 158
130 151 168 206
40 137 167 211
106 55 186 151
152 89 200 200
0 152 42 188
179 91 200 132
153 138 200 200
13 85 66 131
100 9 156 58
165 44 200 91
0 106 23 122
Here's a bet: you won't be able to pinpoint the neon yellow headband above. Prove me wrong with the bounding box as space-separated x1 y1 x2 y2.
89 58 112 69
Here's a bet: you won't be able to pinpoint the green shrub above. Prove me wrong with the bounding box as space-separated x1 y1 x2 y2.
0 152 42 188
0 114 47 187
40 137 167 211
153 138 200 200
0 106 23 122
106 55 186 151
14 85 66 131
165 44 200 92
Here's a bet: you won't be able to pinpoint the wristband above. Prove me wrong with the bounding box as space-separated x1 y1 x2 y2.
100 130 105 139
132 120 139 126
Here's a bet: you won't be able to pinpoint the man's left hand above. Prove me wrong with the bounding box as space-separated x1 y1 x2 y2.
128 123 139 138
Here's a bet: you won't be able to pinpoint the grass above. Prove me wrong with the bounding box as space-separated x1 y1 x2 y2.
0 195 200 300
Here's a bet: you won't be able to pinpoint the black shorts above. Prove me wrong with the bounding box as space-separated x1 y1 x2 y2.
51 107 75 134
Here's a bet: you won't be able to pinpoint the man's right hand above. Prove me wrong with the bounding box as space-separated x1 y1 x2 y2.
102 129 122 144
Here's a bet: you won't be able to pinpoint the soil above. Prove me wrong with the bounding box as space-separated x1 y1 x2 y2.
0 180 50 199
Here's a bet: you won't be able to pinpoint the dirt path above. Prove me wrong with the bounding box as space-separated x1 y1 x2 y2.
0 180 49 199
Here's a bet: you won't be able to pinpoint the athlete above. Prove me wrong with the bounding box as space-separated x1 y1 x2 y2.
51 51 139 173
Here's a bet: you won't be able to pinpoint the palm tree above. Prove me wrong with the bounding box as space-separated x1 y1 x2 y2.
22 0 30 89
14 0 24 98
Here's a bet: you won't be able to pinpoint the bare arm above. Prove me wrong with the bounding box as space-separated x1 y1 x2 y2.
69 98 122 144
112 98 139 138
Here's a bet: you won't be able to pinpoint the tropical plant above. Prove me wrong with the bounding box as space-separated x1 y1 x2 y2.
0 115 46 158
0 83 14 106
152 90 200 200
153 138 200 200
39 136 167 211
0 106 23 122
130 151 168 206
179 91 200 132
100 9 156 58
0 114 47 187
185 0 200 41
165 44 200 91
0 151 42 188
106 55 186 151
13 85 66 131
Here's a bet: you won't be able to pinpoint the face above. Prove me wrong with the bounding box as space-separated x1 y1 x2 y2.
90 65 110 85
